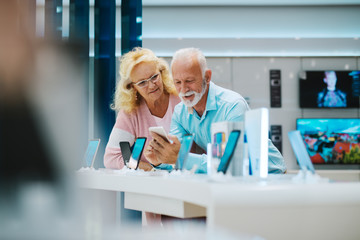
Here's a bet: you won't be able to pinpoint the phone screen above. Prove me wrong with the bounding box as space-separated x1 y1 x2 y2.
119 141 131 164
175 134 194 170
217 130 241 174
84 139 100 168
128 137 146 170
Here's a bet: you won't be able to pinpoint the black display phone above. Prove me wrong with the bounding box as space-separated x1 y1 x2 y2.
119 141 131 165
128 137 147 170
175 134 195 170
217 130 241 174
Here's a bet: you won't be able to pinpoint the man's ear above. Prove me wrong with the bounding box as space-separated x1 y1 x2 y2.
205 69 212 84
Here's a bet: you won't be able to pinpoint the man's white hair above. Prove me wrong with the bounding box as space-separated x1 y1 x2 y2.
171 48 207 78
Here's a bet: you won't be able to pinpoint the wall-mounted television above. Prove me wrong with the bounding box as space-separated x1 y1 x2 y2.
296 118 360 164
299 70 360 108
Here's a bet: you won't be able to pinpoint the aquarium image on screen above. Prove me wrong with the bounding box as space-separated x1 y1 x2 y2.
296 119 360 164
299 70 360 108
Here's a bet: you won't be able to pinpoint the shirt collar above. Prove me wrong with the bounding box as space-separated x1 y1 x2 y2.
206 82 217 111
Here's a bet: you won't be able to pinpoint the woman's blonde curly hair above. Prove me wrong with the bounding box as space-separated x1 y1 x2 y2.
111 47 177 113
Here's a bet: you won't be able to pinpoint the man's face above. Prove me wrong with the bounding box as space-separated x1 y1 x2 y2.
172 58 206 108
324 72 337 90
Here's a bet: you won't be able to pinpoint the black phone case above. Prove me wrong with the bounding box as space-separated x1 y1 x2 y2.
119 141 131 164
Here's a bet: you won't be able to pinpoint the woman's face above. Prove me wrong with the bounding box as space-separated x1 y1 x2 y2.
130 61 164 104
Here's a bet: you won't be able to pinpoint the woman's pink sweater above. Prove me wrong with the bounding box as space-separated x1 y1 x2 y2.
104 94 180 169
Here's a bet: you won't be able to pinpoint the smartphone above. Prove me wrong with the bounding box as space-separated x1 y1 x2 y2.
119 141 131 165
128 137 147 170
217 130 241 174
149 126 172 143
83 139 101 168
175 134 194 170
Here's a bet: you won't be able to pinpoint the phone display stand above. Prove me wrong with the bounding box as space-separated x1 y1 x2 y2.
245 108 269 179
210 121 244 176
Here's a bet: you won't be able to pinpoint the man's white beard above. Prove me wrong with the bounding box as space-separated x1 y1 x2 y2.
179 80 207 108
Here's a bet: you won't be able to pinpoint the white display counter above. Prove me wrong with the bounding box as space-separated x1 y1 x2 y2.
77 169 360 240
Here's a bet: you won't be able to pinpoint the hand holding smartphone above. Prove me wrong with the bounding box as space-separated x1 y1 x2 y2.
149 126 172 143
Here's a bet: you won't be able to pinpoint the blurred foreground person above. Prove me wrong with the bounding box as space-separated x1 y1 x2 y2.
0 0 58 191
0 1 87 238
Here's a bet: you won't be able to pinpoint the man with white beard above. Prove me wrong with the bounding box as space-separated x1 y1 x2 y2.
145 48 286 174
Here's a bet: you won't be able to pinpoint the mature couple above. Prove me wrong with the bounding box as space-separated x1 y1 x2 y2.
104 47 286 174
103 47 286 224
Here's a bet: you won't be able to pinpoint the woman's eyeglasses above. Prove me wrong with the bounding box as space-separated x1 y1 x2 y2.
132 73 160 88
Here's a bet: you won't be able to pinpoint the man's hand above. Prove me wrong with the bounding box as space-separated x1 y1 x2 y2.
145 132 181 165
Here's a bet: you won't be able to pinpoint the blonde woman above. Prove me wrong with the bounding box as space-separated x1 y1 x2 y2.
104 47 180 171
